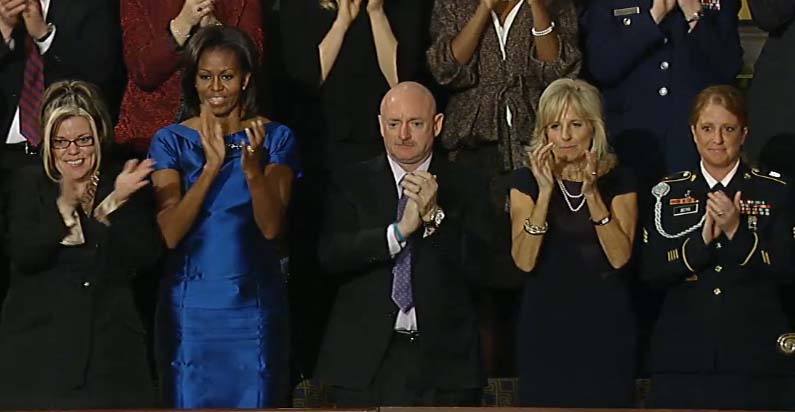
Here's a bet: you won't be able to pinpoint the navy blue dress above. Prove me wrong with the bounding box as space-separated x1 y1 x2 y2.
148 122 298 408
511 166 638 407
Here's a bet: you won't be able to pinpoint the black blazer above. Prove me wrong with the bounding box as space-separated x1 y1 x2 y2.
316 155 491 390
641 163 795 376
0 0 123 135
0 163 162 408
747 0 795 164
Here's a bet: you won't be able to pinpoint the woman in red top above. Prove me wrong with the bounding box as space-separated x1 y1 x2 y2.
116 0 264 155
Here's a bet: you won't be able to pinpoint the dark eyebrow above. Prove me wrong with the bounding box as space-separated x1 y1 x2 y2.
54 133 92 139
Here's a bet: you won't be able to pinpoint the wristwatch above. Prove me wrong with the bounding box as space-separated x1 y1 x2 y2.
424 206 445 227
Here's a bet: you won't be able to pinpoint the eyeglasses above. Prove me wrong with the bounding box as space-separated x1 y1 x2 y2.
52 136 94 149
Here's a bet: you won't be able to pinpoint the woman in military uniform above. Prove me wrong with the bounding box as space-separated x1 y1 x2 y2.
642 85 795 409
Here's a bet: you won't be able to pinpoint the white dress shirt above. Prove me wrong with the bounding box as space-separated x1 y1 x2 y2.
6 0 57 145
701 160 740 189
385 154 432 332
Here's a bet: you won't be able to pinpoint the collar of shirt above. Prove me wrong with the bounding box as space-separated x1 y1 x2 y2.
387 154 432 198
700 160 740 189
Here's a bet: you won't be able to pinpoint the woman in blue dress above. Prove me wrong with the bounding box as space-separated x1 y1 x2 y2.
148 26 298 408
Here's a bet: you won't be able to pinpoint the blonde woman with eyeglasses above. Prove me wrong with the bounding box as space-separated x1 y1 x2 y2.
0 80 162 408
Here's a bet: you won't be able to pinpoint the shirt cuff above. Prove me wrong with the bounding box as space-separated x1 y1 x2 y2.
35 24 55 54
387 224 405 257
94 191 128 226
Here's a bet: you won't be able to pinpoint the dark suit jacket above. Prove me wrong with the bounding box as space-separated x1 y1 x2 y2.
0 0 123 135
0 163 163 408
641 163 795 376
316 154 490 390
747 0 795 164
581 0 743 177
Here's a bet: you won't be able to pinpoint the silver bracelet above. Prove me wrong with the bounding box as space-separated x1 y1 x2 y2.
531 21 555 37
523 218 548 235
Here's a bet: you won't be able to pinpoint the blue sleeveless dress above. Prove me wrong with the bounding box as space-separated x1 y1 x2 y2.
148 122 298 408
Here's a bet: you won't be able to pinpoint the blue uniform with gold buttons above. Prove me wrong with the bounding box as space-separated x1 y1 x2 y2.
581 0 743 179
640 163 795 409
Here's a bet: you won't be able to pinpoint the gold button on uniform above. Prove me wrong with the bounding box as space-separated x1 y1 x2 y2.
715 265 722 272
714 288 722 295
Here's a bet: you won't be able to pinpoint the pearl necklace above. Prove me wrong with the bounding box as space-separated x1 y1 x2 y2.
557 179 586 212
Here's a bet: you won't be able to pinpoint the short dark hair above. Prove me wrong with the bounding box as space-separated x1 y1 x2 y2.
181 26 260 120
690 85 747 127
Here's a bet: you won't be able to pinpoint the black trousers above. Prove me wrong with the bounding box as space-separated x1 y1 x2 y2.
328 332 482 407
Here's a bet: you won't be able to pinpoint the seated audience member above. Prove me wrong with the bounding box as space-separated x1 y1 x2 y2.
316 82 492 407
149 26 298 408
509 78 638 407
642 85 795 410
747 0 795 167
0 80 162 408
581 0 743 186
116 0 264 156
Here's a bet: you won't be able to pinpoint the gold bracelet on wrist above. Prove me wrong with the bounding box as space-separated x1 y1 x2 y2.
523 218 548 235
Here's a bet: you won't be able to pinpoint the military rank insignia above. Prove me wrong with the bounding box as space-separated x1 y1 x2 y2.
701 0 720 10
739 200 771 216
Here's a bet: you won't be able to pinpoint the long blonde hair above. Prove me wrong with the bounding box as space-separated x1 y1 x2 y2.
39 81 112 182
529 78 616 173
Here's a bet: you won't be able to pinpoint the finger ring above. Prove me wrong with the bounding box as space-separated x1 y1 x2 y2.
590 171 597 176
246 146 255 154
717 210 724 216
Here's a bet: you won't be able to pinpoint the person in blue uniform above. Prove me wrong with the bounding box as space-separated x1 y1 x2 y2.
148 26 299 408
641 85 795 410
581 0 743 185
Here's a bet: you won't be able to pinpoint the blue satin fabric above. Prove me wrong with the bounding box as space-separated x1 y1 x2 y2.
148 122 298 408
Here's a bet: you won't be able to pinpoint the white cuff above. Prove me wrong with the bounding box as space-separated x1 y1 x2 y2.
386 224 405 257
35 24 56 54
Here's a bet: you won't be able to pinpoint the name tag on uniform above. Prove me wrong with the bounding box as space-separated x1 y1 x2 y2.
673 203 699 216
613 6 640 16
